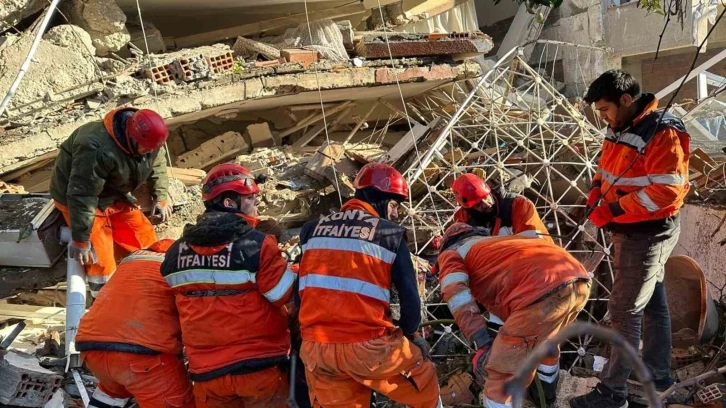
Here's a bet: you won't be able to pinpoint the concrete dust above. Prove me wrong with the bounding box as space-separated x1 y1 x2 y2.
0 196 48 230
0 34 99 110
43 24 96 56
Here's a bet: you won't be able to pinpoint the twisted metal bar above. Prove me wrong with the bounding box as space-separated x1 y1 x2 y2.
502 323 662 408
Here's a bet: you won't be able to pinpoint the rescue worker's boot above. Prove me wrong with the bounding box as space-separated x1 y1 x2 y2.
526 362 559 408
569 383 628 408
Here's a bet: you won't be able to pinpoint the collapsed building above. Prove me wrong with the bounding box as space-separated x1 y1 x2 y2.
1 0 726 407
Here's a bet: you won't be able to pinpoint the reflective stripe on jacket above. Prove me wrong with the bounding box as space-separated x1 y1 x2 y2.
437 234 589 341
593 94 690 224
76 248 182 355
298 199 406 343
454 193 552 243
160 212 294 380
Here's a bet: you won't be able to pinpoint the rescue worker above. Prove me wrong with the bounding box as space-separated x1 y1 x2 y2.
451 173 552 243
160 163 295 408
296 162 442 408
450 172 553 333
50 107 172 296
438 223 591 408
76 239 194 408
570 71 689 408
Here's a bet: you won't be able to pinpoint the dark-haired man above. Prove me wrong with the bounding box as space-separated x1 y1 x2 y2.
570 70 690 408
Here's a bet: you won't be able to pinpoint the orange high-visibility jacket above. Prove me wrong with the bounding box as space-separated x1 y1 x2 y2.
298 199 407 343
438 234 589 341
76 246 182 356
593 94 690 224
160 212 295 381
454 193 553 244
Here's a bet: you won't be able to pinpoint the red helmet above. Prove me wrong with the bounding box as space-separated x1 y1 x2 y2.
126 109 168 151
354 163 408 199
452 173 491 209
202 163 260 201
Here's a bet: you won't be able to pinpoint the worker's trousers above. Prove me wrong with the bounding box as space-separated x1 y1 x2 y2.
82 351 194 408
601 224 680 397
301 329 442 408
56 201 157 297
193 366 289 408
482 280 591 408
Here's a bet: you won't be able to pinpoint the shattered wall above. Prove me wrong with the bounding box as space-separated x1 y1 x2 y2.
61 0 131 56
0 0 45 33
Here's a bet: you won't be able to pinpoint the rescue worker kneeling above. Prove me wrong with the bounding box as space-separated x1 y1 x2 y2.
297 163 442 408
77 239 194 408
437 223 591 408
161 163 296 408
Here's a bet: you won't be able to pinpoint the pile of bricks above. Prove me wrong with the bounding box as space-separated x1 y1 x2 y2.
0 351 63 407
142 51 236 85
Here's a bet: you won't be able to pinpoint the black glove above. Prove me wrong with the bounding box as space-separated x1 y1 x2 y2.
408 334 431 360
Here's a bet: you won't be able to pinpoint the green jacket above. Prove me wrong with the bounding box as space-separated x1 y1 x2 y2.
50 119 168 242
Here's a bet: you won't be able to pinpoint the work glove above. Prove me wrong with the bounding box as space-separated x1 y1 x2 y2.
588 204 614 228
152 200 173 223
70 241 95 265
472 343 491 385
586 187 602 209
408 334 431 360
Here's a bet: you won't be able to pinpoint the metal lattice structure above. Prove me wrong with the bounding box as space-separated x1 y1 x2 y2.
396 48 615 368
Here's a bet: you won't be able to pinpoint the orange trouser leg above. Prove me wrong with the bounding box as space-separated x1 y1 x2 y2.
193 366 289 408
82 351 194 408
301 329 442 408
482 281 591 407
108 202 157 252
56 202 116 296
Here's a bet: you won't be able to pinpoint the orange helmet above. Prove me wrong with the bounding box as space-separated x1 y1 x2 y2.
452 173 491 209
354 163 408 200
202 163 260 201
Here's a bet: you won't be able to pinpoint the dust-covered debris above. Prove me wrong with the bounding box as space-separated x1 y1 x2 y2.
0 196 49 230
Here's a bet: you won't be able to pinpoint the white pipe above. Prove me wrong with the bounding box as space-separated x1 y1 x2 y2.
0 0 62 118
65 246 86 371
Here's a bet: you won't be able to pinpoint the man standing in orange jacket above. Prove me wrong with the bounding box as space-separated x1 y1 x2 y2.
50 107 172 296
296 163 442 408
161 163 295 408
438 223 591 408
77 239 194 408
451 173 552 244
570 70 690 408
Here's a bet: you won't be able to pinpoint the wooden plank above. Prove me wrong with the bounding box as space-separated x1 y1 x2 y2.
383 117 440 166
175 131 248 170
343 102 378 144
174 3 367 49
19 168 53 193
294 106 354 148
167 167 206 186
304 144 346 181
0 304 67 322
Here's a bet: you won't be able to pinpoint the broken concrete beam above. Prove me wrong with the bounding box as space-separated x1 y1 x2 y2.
304 143 346 181
176 131 248 170
280 49 320 68
0 351 63 407
173 3 367 49
233 36 281 60
167 167 206 186
244 122 277 147
355 32 493 59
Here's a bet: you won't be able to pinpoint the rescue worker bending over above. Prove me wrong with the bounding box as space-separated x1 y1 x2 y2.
77 239 194 408
451 173 552 243
438 223 591 408
161 163 295 408
50 108 172 296
450 173 552 332
297 163 442 408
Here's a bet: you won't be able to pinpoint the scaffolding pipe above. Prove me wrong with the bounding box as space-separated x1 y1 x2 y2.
60 226 86 371
0 0 62 118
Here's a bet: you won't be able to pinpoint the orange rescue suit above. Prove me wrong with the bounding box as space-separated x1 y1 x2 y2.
76 242 181 355
593 94 690 225
454 193 553 244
